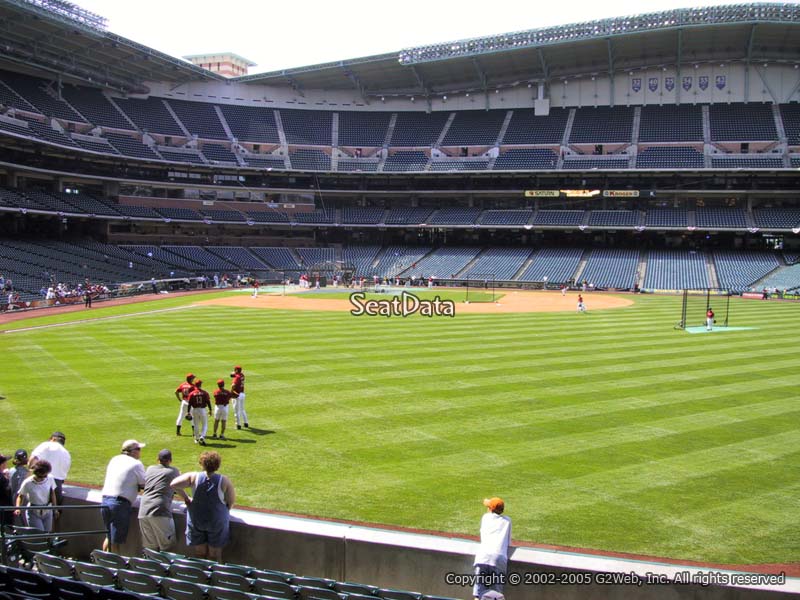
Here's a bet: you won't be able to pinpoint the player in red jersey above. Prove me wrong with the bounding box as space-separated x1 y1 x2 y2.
230 365 248 430
174 374 196 436
212 379 235 440
187 380 212 446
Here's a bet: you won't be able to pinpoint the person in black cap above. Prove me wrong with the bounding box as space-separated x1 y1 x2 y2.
9 449 29 524
138 449 181 551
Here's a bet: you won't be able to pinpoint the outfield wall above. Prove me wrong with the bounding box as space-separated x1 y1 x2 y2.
60 486 797 599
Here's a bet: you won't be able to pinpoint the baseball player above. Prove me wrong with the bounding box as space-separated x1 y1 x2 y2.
175 373 196 437
230 365 248 430
577 294 586 313
187 380 212 446
252 279 259 298
706 307 714 331
212 379 235 440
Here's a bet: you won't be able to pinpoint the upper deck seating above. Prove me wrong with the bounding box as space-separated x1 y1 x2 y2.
200 209 246 223
502 108 569 144
569 106 634 143
389 112 449 146
168 99 228 140
281 109 332 145
22 118 79 148
115 97 184 136
780 103 800 145
441 110 506 146
639 105 703 142
62 86 133 130
338 159 380 172
709 102 778 141
2 71 84 121
0 74 38 112
338 112 391 147
219 104 280 144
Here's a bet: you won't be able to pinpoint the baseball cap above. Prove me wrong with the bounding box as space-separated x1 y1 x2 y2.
51 431 66 442
195 379 203 387
121 439 146 452
0 454 8 464
158 449 172 462
186 373 195 381
14 449 28 461
483 497 505 514
234 365 242 372
217 379 225 386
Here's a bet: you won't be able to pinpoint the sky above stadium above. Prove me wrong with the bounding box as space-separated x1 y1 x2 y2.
71 0 774 74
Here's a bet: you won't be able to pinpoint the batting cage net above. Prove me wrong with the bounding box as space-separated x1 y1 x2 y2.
465 273 497 303
306 261 355 288
675 288 731 330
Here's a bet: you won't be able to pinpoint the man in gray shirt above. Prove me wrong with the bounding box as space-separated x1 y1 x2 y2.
138 449 180 551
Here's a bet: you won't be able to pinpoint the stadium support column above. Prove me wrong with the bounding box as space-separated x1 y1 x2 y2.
607 38 615 106
676 29 683 104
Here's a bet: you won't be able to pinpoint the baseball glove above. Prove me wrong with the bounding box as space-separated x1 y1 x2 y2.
185 413 193 421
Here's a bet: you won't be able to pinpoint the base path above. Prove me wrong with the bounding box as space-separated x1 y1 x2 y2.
197 289 633 313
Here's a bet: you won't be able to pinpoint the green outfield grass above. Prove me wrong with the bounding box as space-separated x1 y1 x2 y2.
299 288 502 303
2 291 799 565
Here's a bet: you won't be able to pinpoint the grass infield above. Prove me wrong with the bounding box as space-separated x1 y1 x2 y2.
2 291 799 565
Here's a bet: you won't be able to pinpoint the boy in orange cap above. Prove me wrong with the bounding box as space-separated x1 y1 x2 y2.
473 497 512 600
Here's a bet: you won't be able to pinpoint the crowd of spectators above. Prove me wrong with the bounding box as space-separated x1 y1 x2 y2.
38 281 111 305
1 432 236 563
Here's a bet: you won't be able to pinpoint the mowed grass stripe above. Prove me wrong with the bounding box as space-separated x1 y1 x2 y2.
2 293 799 564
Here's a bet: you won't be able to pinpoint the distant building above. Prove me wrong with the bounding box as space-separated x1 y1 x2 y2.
183 53 256 78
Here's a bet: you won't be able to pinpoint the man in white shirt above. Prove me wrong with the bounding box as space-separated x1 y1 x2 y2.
473 497 512 600
30 431 71 506
101 440 146 553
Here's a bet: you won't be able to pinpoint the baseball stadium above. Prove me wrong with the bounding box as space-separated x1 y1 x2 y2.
0 1 799 598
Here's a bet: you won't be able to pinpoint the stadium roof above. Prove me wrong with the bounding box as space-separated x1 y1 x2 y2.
0 0 221 93
233 3 800 101
1 1 799 100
